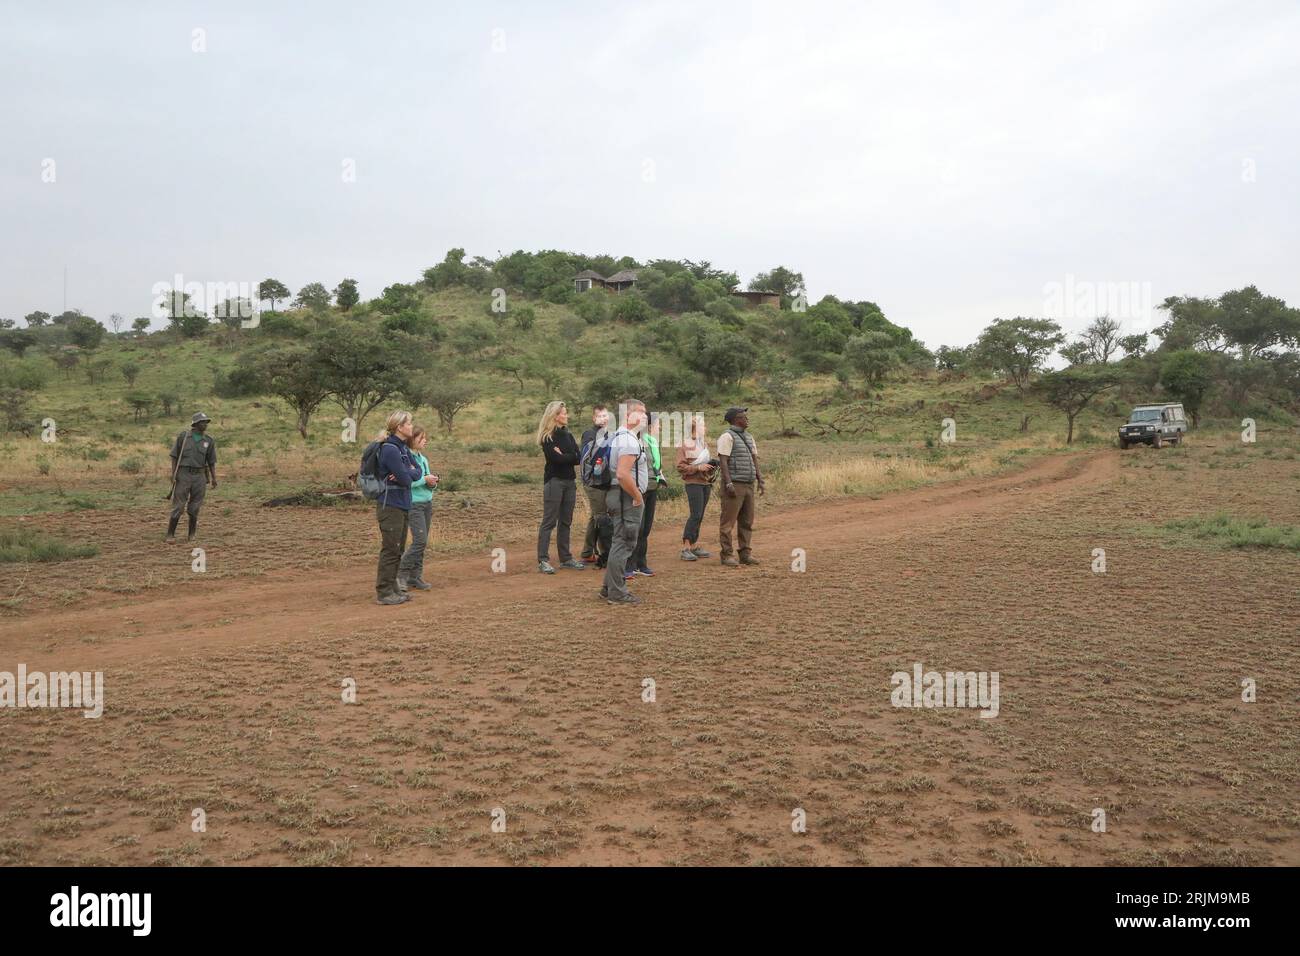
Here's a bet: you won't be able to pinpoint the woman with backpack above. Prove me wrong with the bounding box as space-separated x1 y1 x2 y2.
371 410 423 605
675 413 716 561
397 425 439 593
536 400 586 574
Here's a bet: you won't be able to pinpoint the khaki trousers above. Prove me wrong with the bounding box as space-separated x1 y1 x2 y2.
718 482 756 558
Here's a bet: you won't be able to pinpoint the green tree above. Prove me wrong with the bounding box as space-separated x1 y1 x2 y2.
120 361 141 386
132 317 152 334
424 379 478 433
314 325 414 431
24 311 51 328
934 344 971 371
252 346 330 439
294 282 332 311
843 331 901 387
0 328 37 357
161 292 208 338
1158 349 1214 427
84 358 112 384
1156 286 1300 359
1081 315 1123 363
1035 367 1121 443
376 283 420 314
748 266 805 304
1119 333 1148 358
258 278 291 312
334 278 360 312
68 315 107 349
757 366 797 432
423 248 469 289
972 317 1065 394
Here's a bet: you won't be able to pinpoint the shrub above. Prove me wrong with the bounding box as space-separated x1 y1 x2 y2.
0 528 99 563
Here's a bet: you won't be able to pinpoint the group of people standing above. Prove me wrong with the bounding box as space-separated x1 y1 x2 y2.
167 402 762 608
536 399 765 606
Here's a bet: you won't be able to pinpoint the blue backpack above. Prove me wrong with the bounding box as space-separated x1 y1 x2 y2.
580 430 616 489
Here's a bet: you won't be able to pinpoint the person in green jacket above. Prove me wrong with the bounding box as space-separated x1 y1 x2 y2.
631 413 668 576
398 426 439 591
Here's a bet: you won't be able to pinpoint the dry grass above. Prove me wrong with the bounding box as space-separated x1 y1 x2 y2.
783 436 1070 498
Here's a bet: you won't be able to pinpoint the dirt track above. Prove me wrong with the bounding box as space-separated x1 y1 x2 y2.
2 450 1109 666
3 446 1298 866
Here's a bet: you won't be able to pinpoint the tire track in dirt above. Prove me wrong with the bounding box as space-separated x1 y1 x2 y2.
1 450 1117 669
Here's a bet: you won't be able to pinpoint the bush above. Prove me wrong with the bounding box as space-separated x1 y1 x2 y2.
213 362 265 398
0 528 99 563
119 457 144 474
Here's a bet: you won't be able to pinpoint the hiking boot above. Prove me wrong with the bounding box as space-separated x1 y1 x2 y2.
624 570 635 581
396 575 410 593
582 555 598 564
634 566 655 576
680 548 698 561
740 554 761 566
597 588 608 600
558 559 586 570
607 593 642 606
376 593 406 606
406 577 432 591
165 535 176 544
691 547 711 558
538 561 556 574
721 556 739 567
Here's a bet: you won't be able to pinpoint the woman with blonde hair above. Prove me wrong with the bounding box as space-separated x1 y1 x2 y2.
535 400 585 574
373 410 422 604
675 413 716 561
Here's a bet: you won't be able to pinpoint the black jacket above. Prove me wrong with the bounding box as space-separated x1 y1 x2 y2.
542 427 580 481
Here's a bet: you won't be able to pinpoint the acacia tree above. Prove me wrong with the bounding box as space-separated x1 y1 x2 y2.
1082 316 1123 363
1035 367 1120 443
314 325 413 431
253 346 331 439
972 317 1065 394
1157 286 1300 359
425 379 478 433
258 278 291 313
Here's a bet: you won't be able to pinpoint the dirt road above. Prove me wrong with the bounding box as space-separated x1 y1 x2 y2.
3 446 1297 867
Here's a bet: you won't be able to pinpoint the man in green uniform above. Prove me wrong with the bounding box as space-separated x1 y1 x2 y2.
166 412 217 543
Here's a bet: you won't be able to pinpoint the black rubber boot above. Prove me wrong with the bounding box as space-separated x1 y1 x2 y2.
166 515 180 542
187 514 198 541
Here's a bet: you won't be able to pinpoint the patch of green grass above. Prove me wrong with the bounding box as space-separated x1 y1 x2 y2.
1160 513 1300 552
498 472 533 484
0 528 99 563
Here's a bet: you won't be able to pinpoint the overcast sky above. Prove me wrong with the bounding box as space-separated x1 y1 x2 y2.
2 0 1297 348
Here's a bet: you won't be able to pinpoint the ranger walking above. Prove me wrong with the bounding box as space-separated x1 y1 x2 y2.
166 412 217 543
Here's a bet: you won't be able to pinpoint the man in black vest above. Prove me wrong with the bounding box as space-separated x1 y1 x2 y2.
717 407 763 566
